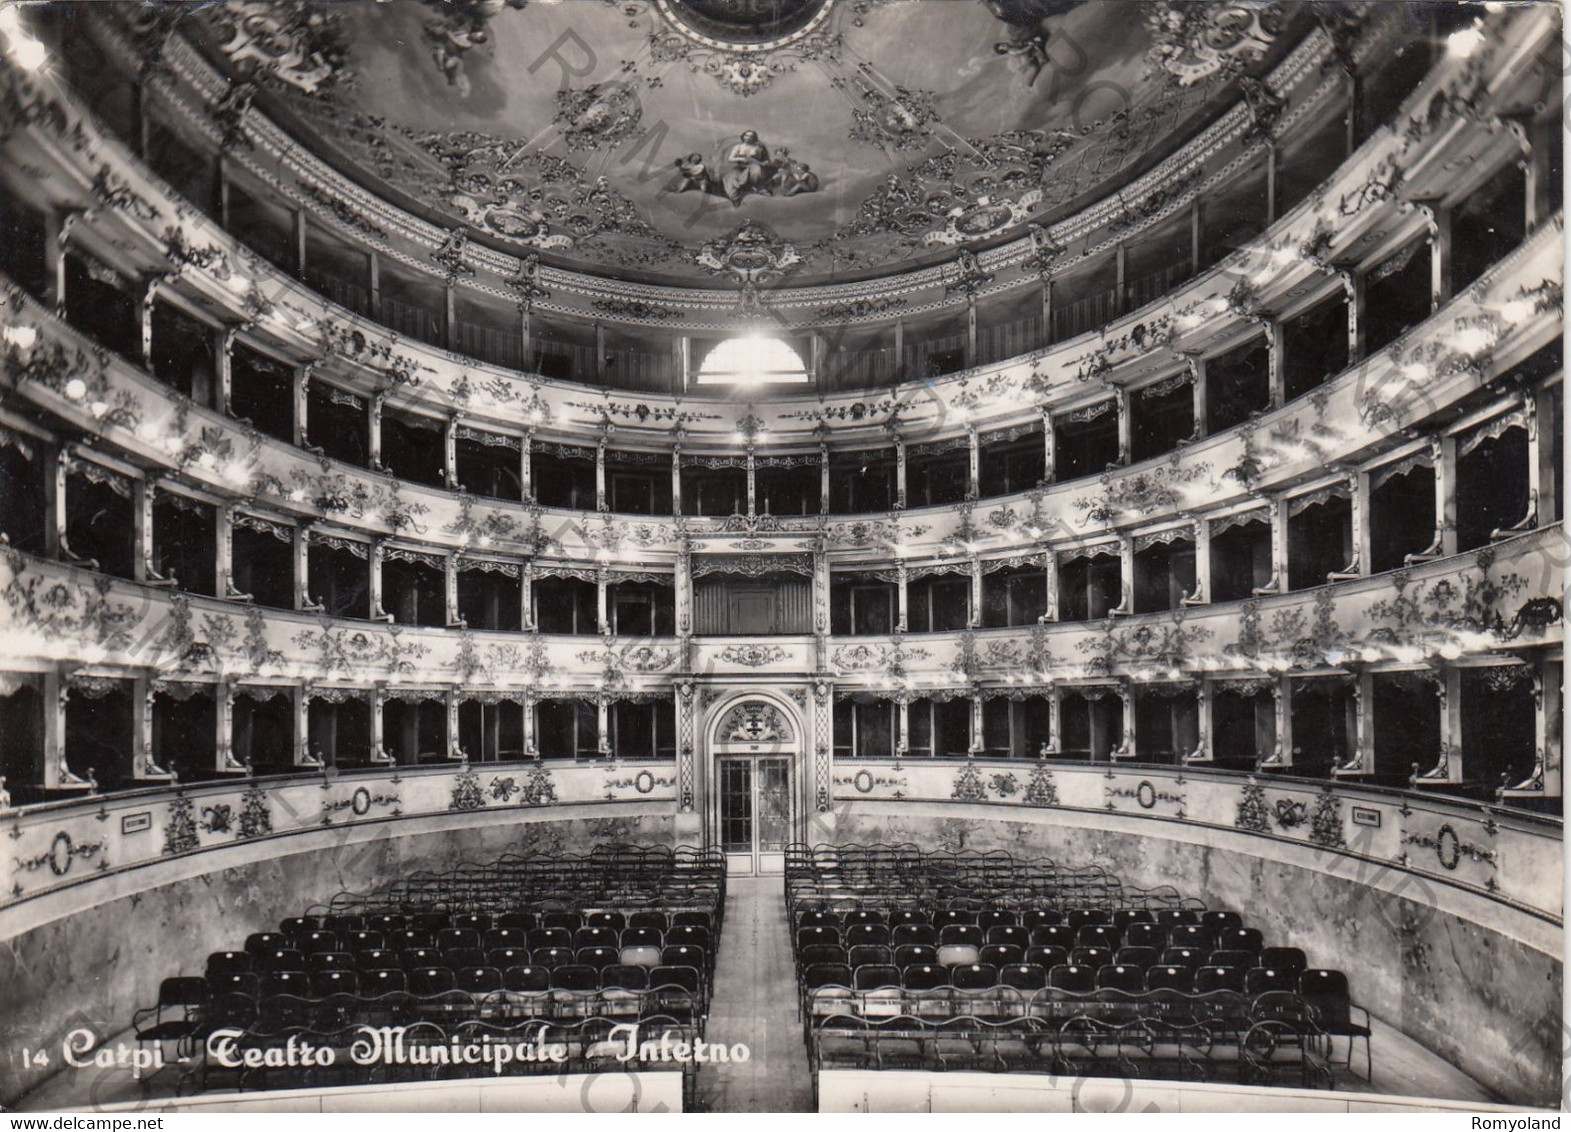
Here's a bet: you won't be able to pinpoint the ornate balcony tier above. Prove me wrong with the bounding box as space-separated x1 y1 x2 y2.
1 526 1557 700
0 4 1552 438
0 219 1559 560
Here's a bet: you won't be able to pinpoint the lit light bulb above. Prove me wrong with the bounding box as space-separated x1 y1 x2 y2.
63 377 87 400
10 36 46 72
3 325 37 350
1499 298 1533 323
1445 25 1485 59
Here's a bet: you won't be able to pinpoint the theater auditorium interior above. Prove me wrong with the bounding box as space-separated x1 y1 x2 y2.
0 0 1562 1115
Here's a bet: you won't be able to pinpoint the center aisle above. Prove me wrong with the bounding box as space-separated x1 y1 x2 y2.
694 875 815 1112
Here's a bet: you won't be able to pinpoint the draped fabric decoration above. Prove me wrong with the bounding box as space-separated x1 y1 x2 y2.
604 450 670 467
0 671 38 696
1458 409 1528 457
907 436 972 459
457 558 521 577
305 686 371 703
236 684 292 702
67 458 134 498
463 690 530 705
0 425 37 460
1057 542 1121 564
65 674 125 698
157 491 212 516
753 453 821 470
386 410 442 432
153 679 213 701
533 441 596 462
235 513 294 542
691 553 814 578
324 387 366 410
532 564 600 583
1213 676 1277 697
981 422 1042 446
454 426 522 451
384 688 447 704
605 569 672 585
1210 508 1271 536
1060 400 1115 424
680 453 749 470
382 546 445 569
307 532 371 558
1369 447 1435 490
1287 479 1352 516
979 554 1048 574
1134 527 1195 553
1139 371 1194 400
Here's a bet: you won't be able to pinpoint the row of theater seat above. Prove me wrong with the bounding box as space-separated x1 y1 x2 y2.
240 923 712 956
785 845 1371 1087
804 961 1351 998
211 943 708 978
135 844 727 1099
203 955 710 997
797 944 1305 977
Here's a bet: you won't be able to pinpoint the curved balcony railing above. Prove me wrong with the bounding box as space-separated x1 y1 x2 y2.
825 759 1561 923
0 757 1555 924
0 4 1552 448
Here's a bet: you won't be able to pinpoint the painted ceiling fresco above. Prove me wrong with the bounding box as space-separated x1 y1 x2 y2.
173 0 1308 284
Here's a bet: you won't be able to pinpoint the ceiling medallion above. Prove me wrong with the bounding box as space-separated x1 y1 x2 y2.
647 0 844 96
553 83 645 152
694 219 802 285
211 0 352 97
924 189 1044 248
1144 2 1285 88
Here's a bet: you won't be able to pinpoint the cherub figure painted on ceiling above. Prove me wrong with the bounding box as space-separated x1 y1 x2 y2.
669 131 820 207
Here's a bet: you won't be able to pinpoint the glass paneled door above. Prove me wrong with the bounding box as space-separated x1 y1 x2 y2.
717 756 792 876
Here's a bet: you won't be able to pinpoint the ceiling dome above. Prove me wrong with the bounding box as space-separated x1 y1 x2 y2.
174 0 1312 287
657 0 835 47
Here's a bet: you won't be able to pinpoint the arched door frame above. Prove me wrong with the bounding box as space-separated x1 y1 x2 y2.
700 687 808 872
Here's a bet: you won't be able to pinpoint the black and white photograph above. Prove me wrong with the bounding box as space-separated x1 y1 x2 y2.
0 0 1563 1117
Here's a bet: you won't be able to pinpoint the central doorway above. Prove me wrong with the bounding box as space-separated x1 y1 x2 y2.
717 756 791 876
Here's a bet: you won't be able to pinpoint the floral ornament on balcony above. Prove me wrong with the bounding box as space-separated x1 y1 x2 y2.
198 803 234 835
519 763 558 807
1079 612 1212 674
1307 785 1346 849
1366 554 1531 639
209 0 353 97
237 780 273 839
1338 155 1404 218
292 619 431 676
1 551 141 651
1075 460 1212 526
162 226 231 277
162 791 200 855
444 492 519 548
951 763 988 802
1144 2 1283 88
449 761 484 812
717 643 789 668
1022 763 1059 807
91 163 160 222
1235 777 1270 833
